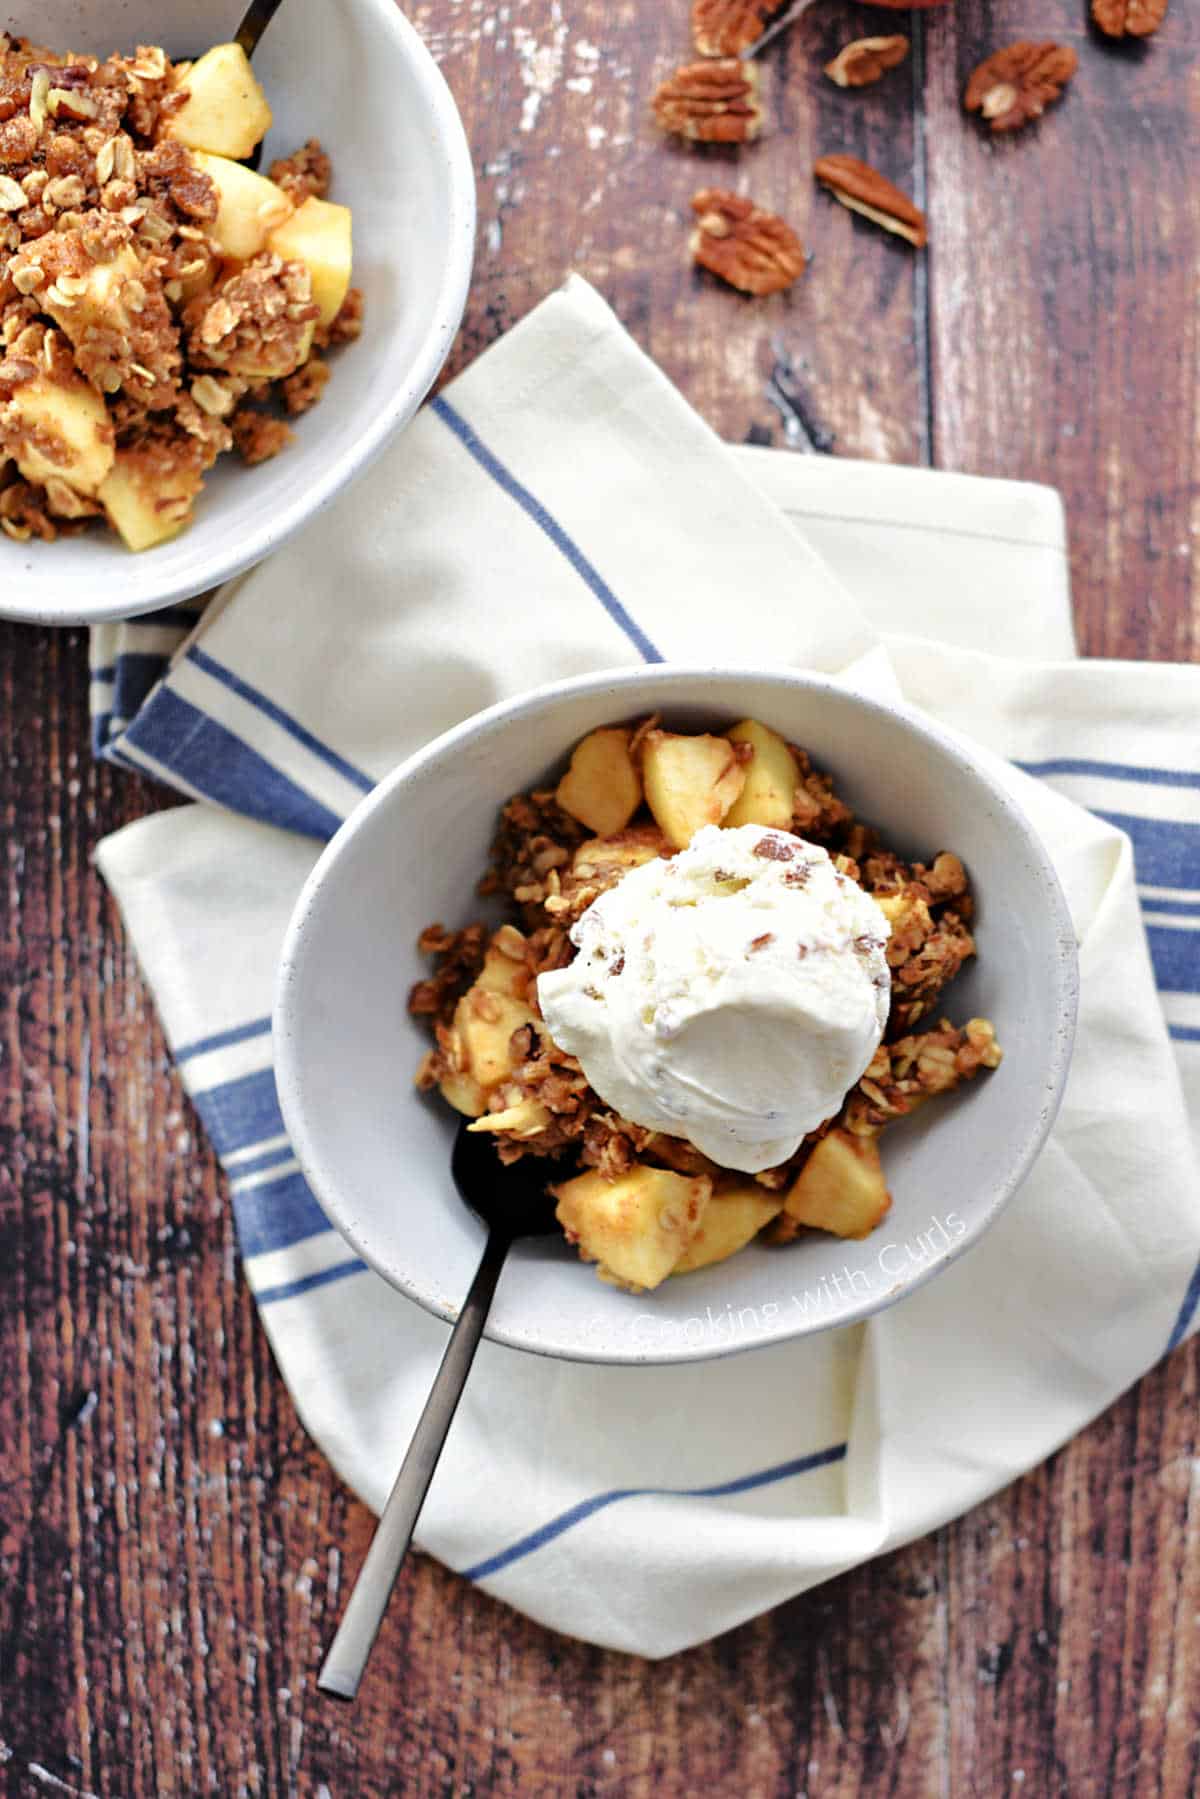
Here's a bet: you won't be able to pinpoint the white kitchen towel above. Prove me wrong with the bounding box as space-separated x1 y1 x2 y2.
91 277 1200 1657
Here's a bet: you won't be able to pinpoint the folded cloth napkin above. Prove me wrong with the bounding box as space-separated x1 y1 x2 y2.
90 277 1200 1658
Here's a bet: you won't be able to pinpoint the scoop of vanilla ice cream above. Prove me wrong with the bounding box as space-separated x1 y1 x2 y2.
537 823 892 1174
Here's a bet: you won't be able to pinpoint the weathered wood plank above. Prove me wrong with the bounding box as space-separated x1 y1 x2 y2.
925 0 1200 660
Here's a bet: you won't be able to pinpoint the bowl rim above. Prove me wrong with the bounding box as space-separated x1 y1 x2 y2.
273 663 1081 1365
0 0 476 627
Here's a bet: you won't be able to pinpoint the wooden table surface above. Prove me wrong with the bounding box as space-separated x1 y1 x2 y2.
2 2 1198 1794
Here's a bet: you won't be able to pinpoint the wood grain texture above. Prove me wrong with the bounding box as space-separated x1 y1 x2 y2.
1 2 1197 1795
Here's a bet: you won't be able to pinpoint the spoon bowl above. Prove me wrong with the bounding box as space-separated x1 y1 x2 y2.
451 1123 563 1240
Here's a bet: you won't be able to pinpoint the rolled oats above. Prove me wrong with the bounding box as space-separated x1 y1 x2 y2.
112 135 135 181
44 174 87 210
49 86 98 122
190 373 233 416
28 69 50 131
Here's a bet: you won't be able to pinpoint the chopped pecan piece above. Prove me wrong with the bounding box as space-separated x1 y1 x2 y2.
964 42 1078 134
268 137 333 203
825 35 909 89
813 154 927 249
689 188 806 296
691 0 785 57
652 59 764 143
1092 0 1168 36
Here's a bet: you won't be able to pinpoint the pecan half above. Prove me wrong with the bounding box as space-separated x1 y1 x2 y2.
652 59 764 143
825 35 909 88
964 42 1078 133
813 155 927 249
1092 0 1168 37
689 189 806 296
692 0 784 58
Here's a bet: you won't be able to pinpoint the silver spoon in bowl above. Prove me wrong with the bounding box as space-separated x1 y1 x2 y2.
316 1121 561 1702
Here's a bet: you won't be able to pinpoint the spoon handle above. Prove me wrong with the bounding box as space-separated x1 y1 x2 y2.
317 1228 510 1701
234 0 288 58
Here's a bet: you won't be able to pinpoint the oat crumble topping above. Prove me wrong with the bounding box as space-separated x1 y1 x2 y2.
409 717 1005 1290
0 33 362 548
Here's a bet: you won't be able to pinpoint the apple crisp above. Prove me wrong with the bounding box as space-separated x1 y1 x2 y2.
0 35 361 551
411 717 1003 1293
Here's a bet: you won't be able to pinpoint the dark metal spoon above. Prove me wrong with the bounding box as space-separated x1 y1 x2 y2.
317 1121 561 1702
234 0 288 62
183 0 286 171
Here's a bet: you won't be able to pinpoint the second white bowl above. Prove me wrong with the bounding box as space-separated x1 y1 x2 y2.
0 0 475 624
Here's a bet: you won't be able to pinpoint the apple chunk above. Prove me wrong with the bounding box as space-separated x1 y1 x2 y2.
166 43 273 160
454 987 535 1091
783 1129 891 1240
98 445 203 551
190 152 293 260
640 729 747 849
6 371 114 495
267 197 352 327
672 1182 784 1273
723 718 799 831
40 246 143 350
552 1165 712 1291
556 727 642 836
437 1069 486 1118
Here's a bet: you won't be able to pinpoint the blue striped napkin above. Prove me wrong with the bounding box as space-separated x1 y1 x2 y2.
91 278 1200 1656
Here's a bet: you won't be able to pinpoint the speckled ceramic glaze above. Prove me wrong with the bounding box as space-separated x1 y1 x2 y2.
0 0 475 624
274 668 1080 1366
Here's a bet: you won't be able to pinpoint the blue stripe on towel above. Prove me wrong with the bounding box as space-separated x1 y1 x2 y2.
1171 1025 1200 1043
191 1066 285 1157
112 650 172 724
255 1257 367 1307
121 687 343 838
1167 1258 1200 1353
461 1442 848 1583
231 1167 331 1259
175 1015 272 1064
1144 897 1200 918
186 647 375 795
431 395 664 664
1145 926 1200 994
1019 757 1200 791
1095 813 1200 893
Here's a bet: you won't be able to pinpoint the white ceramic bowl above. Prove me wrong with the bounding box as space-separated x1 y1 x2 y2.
274 667 1079 1366
0 0 475 624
